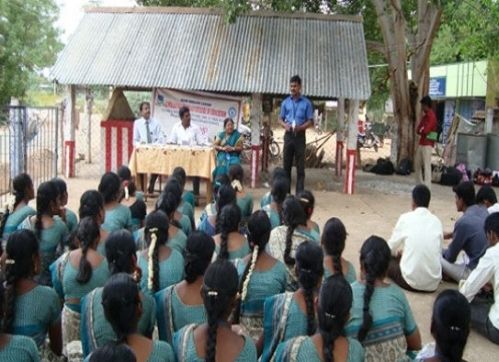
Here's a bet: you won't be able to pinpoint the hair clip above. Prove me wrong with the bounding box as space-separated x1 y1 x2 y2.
207 291 218 297
299 197 309 203
5 259 15 265
450 326 460 331
149 228 159 233
325 312 336 320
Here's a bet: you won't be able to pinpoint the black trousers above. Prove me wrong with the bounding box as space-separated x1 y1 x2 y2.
283 131 306 194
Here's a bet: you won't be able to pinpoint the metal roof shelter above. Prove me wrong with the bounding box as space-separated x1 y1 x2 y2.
51 7 371 100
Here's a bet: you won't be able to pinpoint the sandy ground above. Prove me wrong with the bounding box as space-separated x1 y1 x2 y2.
64 167 498 361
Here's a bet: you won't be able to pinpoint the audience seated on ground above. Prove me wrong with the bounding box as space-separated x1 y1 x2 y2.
98 172 133 233
213 204 250 261
441 181 489 283
460 212 499 345
297 190 320 234
229 164 254 220
52 177 79 235
262 177 289 229
387 184 443 292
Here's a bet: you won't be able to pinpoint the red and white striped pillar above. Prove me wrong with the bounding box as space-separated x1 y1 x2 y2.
64 140 75 178
101 120 134 173
251 145 261 188
343 99 359 195
64 85 76 178
250 93 262 188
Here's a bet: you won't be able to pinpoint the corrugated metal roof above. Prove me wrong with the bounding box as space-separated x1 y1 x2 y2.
51 7 371 99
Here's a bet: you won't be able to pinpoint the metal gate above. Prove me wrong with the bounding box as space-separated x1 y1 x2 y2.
0 106 60 204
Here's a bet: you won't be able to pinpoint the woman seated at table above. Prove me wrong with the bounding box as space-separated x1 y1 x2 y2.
213 118 244 178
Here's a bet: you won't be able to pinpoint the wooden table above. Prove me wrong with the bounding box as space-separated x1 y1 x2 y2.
129 145 216 202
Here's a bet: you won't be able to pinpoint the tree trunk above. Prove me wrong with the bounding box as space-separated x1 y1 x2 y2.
372 0 442 164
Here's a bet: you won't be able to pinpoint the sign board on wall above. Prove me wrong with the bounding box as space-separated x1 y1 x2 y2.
429 77 446 97
152 89 242 142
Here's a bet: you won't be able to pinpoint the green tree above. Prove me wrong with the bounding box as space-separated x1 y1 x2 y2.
0 0 62 107
431 0 499 65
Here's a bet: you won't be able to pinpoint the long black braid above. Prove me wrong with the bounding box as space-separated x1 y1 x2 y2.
75 217 100 284
357 236 391 342
318 275 353 362
2 230 39 333
184 231 215 284
321 217 347 276
214 185 236 235
233 210 271 324
282 196 308 266
216 204 241 261
0 173 33 239
295 241 324 336
202 260 239 362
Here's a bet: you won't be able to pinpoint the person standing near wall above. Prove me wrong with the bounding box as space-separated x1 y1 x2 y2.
133 102 165 196
415 96 437 188
279 75 314 194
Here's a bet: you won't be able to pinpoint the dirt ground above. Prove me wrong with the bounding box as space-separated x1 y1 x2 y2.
63 166 498 361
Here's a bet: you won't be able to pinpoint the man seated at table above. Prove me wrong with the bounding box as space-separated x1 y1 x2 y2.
133 101 165 195
168 106 207 201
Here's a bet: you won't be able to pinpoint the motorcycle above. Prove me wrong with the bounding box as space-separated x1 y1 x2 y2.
238 124 281 162
357 125 381 152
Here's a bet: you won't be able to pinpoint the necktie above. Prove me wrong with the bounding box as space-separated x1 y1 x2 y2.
146 120 151 143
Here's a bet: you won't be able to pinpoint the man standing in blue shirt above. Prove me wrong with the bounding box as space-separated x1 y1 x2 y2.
279 75 314 194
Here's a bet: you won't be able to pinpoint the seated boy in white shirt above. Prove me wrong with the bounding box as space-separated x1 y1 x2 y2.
477 185 499 214
387 184 443 292
460 212 499 345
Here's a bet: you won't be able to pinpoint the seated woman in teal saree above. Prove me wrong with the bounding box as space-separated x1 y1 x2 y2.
213 118 244 178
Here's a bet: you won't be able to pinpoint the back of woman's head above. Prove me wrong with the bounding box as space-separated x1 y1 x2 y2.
52 177 67 197
213 174 230 196
297 190 315 217
79 190 105 219
76 216 100 284
217 204 241 260
228 164 244 182
216 185 236 213
0 173 33 237
431 289 470 362
358 235 391 342
89 343 136 362
35 181 59 238
156 191 179 218
102 273 140 342
318 275 353 362
295 241 324 335
202 260 239 362
321 217 347 275
98 172 121 203
271 177 289 205
144 210 169 292
247 210 272 250
105 230 137 275
282 196 307 266
117 166 132 182
3 230 39 332
271 167 287 182
172 167 187 188
184 231 215 283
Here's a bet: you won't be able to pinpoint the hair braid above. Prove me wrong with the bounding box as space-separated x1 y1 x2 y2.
321 328 334 362
232 245 259 324
303 282 316 336
205 308 218 362
283 224 296 266
76 217 99 284
358 272 375 342
218 228 229 260
332 254 343 276
3 273 16 333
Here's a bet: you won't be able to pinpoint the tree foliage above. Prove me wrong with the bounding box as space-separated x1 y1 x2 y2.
431 0 499 64
0 0 62 107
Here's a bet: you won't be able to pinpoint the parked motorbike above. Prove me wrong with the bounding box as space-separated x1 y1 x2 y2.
357 126 381 152
238 124 281 162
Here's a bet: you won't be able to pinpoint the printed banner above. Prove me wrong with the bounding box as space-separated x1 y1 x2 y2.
152 88 242 142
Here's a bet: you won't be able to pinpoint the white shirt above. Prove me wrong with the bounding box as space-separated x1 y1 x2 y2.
168 121 205 146
460 243 499 329
133 117 164 147
388 207 443 291
489 203 499 214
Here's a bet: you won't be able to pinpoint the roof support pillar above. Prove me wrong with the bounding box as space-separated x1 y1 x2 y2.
250 93 262 188
335 98 345 176
343 99 359 194
64 85 76 177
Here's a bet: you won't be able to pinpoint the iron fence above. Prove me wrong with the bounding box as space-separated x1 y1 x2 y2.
0 105 60 204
